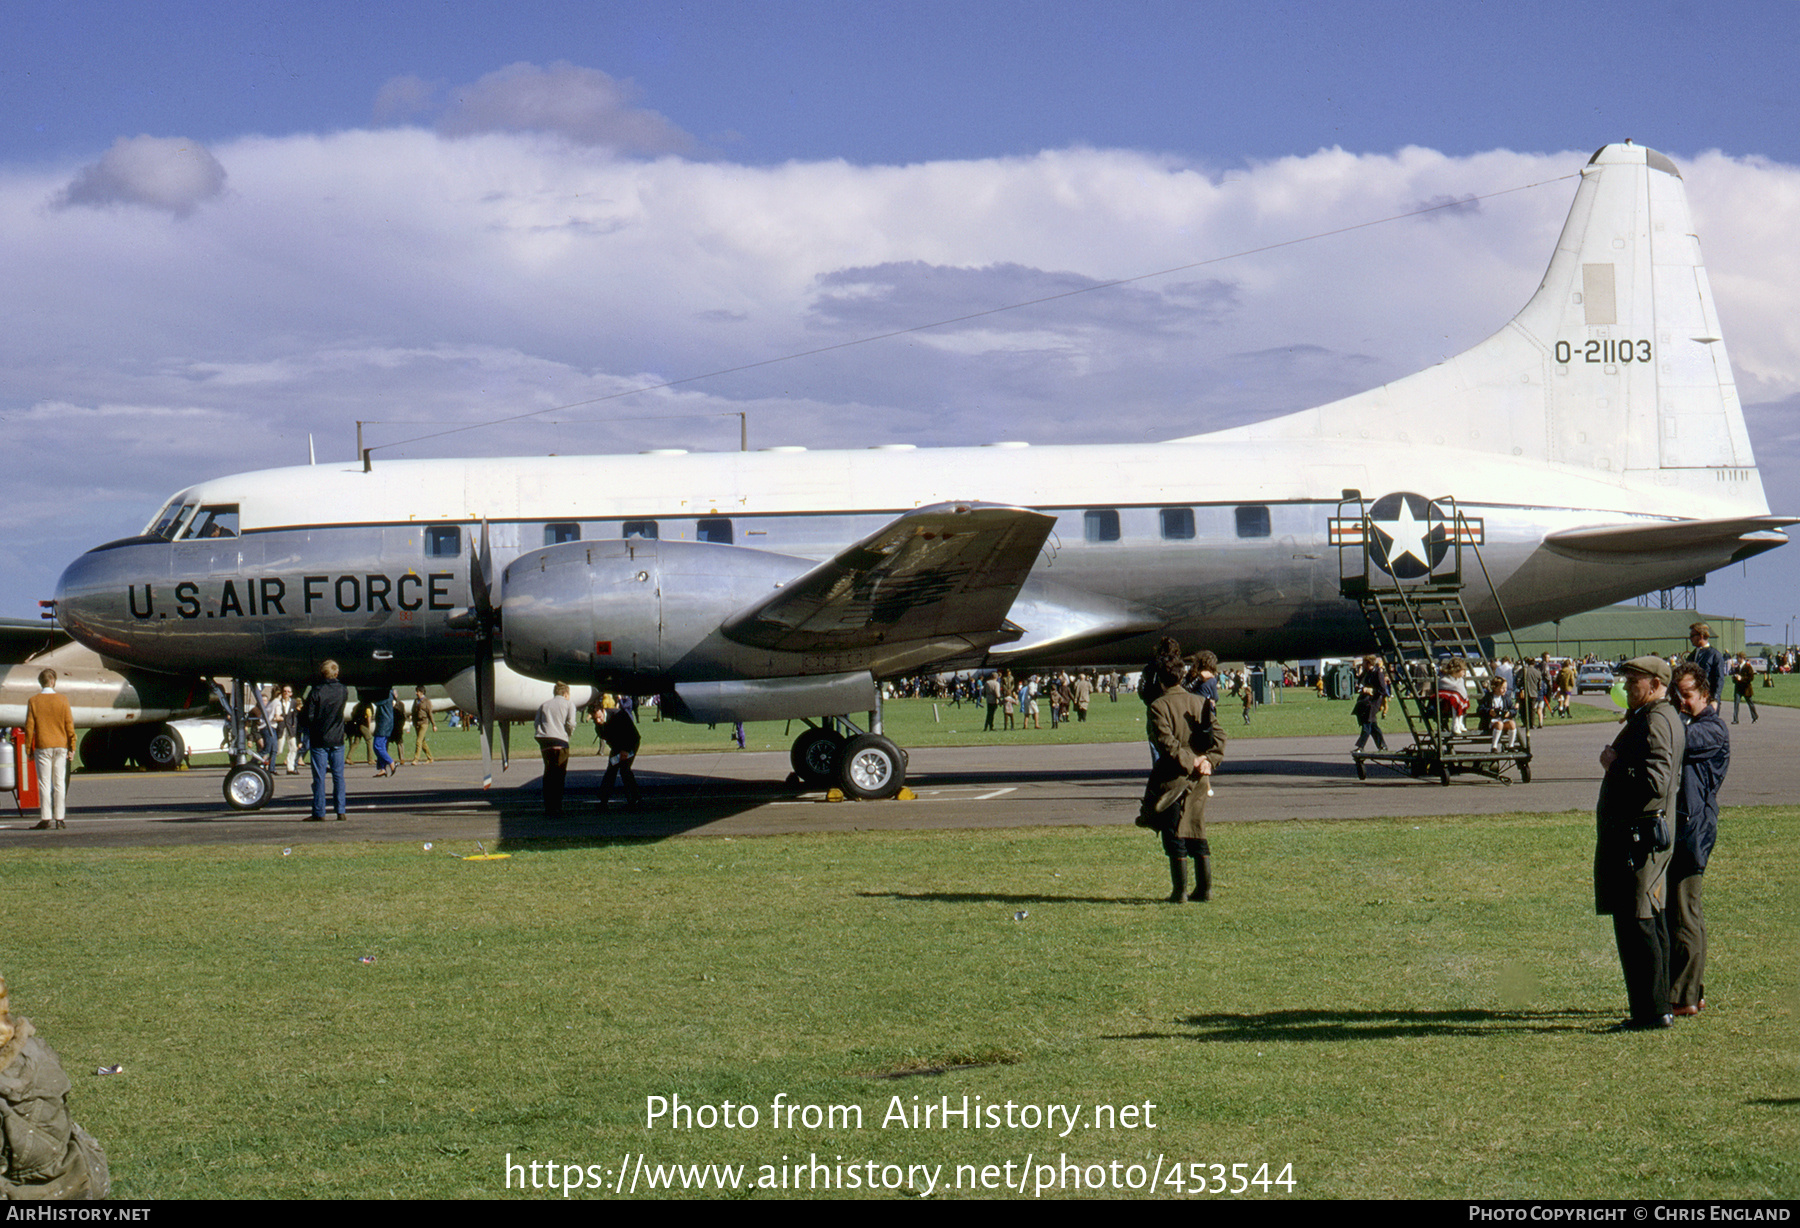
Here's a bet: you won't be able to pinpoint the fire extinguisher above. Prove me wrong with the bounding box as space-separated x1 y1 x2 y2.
8 728 39 811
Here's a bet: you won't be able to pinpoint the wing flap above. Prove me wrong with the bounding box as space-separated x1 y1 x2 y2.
987 578 1164 662
721 502 1055 653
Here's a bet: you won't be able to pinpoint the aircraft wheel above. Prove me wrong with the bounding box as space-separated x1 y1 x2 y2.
224 764 274 811
840 733 905 800
1519 759 1532 784
1355 759 1367 781
790 727 845 786
139 725 185 772
1437 760 1452 787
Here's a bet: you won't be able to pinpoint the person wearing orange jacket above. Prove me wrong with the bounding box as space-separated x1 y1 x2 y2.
23 669 75 830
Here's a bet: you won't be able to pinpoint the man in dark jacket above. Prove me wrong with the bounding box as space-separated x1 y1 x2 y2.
1669 662 1729 1016
597 705 642 808
1594 656 1682 1030
1686 623 1726 715
299 659 349 821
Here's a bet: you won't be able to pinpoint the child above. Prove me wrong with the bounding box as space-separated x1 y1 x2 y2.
1478 677 1519 751
1435 660 1471 735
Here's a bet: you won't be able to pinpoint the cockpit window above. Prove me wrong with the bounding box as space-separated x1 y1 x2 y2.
146 501 198 541
186 506 239 539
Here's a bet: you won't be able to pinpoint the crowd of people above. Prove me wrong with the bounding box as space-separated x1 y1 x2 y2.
236 666 648 822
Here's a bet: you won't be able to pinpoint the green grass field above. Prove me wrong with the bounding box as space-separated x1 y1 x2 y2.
5 806 1794 1199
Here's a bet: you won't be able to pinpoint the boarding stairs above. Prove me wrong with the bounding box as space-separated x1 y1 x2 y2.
1336 493 1532 786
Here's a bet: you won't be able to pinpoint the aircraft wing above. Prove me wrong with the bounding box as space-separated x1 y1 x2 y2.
0 616 68 665
1545 515 1798 561
721 502 1056 653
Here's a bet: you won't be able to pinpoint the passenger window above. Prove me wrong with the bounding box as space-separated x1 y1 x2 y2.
1160 508 1195 540
188 505 239 539
545 522 580 546
622 520 659 540
1235 506 1272 538
426 525 462 558
696 518 733 544
1084 509 1121 543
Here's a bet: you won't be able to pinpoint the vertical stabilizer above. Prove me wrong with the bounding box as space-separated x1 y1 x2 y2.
1184 143 1770 516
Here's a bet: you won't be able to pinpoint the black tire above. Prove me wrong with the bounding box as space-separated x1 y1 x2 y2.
138 725 185 772
224 764 274 811
790 727 845 786
79 727 130 772
1519 759 1532 784
1437 760 1452 787
839 733 905 800
1355 759 1367 781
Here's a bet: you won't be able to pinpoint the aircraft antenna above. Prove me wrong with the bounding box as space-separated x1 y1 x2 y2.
308 434 316 466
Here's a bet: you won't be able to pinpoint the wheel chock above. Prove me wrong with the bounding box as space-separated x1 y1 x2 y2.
825 786 914 802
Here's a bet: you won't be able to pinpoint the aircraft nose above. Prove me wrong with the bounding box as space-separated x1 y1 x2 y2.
54 542 160 666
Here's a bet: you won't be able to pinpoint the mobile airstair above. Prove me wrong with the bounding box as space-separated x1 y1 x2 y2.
1336 493 1532 786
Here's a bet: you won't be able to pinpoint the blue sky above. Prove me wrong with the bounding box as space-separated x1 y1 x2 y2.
3 1 1798 640
7 2 1798 167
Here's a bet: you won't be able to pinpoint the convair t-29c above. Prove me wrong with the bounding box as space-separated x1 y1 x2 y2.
52 143 1794 807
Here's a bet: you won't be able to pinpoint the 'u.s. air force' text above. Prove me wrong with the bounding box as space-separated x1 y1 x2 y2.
125 574 458 620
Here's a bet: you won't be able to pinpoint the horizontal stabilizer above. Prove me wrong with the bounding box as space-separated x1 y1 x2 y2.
721 502 1056 653
1545 515 1797 559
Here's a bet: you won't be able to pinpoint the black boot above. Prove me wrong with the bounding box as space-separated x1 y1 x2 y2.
1192 840 1213 902
1166 857 1188 904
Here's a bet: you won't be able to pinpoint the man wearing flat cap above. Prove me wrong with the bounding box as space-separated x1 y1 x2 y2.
1594 656 1682 1030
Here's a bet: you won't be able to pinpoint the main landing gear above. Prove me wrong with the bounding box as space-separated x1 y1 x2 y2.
786 708 908 801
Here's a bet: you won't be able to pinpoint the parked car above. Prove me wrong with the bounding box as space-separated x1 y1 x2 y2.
1576 663 1616 694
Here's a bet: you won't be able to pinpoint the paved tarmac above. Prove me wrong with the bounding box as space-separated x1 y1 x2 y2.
3 697 1790 850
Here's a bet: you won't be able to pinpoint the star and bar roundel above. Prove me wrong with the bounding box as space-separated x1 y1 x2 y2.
1328 492 1483 580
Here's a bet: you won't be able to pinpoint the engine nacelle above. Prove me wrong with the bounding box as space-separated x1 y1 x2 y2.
500 538 812 686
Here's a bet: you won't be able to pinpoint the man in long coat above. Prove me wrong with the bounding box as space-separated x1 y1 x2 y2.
1594 656 1682 1030
1140 651 1227 903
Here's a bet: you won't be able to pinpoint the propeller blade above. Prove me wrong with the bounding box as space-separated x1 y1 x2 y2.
499 719 511 771
471 520 498 790
470 519 496 619
477 652 495 790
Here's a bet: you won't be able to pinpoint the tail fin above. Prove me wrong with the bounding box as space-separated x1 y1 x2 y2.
1186 142 1771 517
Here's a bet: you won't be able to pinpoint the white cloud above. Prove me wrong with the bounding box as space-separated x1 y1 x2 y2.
5 129 1800 620
55 135 227 216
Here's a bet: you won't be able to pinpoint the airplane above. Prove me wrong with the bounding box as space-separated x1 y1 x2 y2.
0 617 215 771
47 142 1796 809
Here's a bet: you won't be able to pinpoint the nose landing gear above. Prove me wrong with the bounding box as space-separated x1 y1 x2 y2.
215 678 277 811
